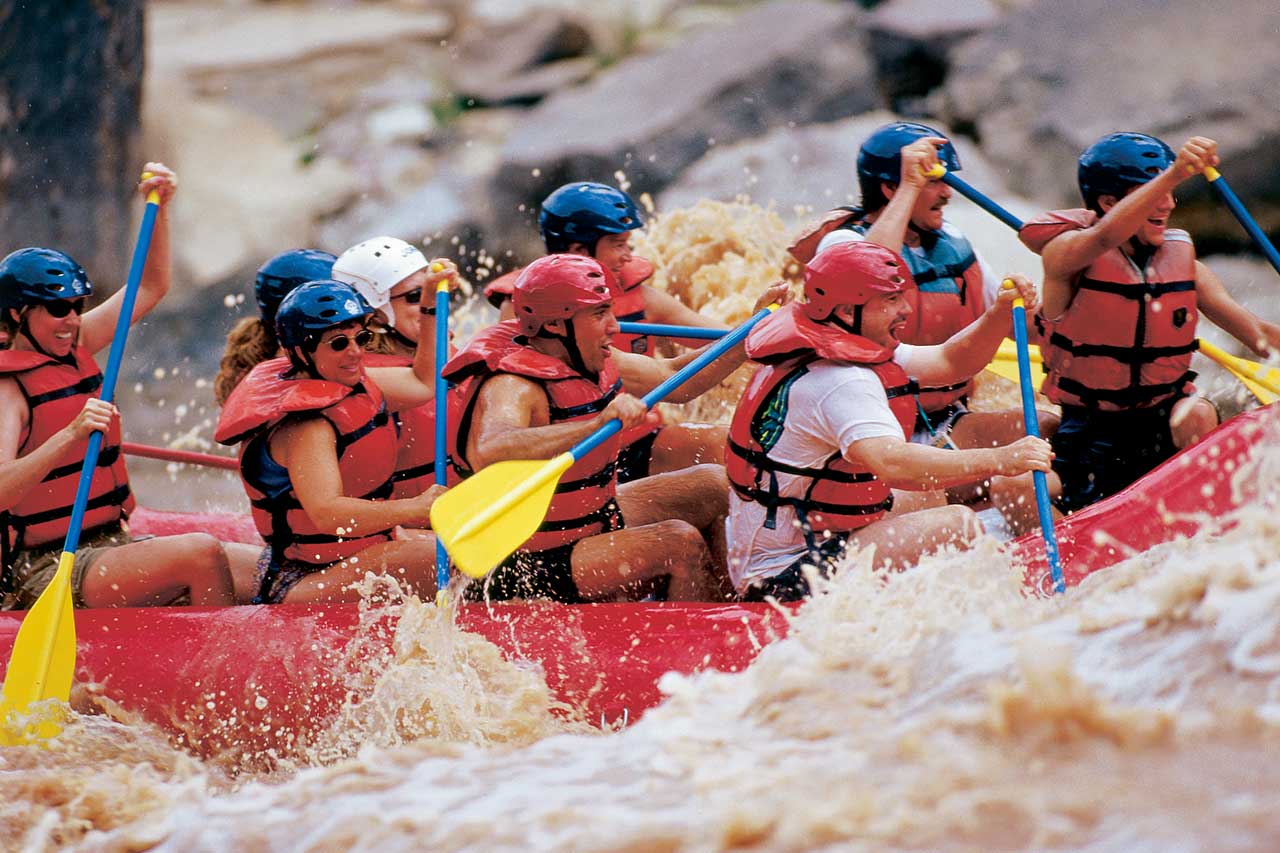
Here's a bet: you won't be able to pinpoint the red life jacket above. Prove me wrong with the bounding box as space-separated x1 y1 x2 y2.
443 320 624 553
1020 209 1199 411
726 304 917 536
607 257 655 355
363 352 444 500
0 347 133 552
789 211 984 411
484 257 657 354
215 358 398 566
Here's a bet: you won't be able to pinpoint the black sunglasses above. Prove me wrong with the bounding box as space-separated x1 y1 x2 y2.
41 298 87 319
317 328 375 352
391 287 425 305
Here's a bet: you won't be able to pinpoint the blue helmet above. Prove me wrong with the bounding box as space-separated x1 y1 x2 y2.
0 248 93 314
254 249 336 324
539 182 643 253
274 280 374 350
856 121 961 212
1078 132 1175 211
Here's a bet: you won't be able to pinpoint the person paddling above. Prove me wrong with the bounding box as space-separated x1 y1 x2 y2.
214 280 447 604
790 121 1057 536
725 241 1052 601
485 182 729 480
447 254 788 603
0 166 238 609
331 236 459 500
1020 132 1280 513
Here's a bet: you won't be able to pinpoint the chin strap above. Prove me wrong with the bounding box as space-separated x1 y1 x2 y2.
385 325 417 350
16 308 75 364
829 305 863 336
537 320 597 381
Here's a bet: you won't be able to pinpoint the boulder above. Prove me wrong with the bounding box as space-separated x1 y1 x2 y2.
864 0 1002 108
450 12 595 105
943 0 1280 217
658 112 1044 281
487 0 879 240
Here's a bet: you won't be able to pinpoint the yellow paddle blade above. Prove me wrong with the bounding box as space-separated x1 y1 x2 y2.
1198 340 1280 404
984 339 1045 392
0 551 77 745
430 453 576 579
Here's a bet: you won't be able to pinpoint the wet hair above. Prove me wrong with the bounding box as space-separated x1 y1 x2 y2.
214 317 278 405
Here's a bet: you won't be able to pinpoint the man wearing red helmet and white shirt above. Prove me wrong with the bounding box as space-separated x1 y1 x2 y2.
725 241 1052 601
444 254 787 603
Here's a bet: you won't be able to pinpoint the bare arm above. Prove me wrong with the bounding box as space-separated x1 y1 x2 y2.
272 417 436 534
80 164 178 354
846 434 1051 491
900 275 1035 386
617 281 790 401
465 374 650 469
1195 261 1280 357
0 383 116 513
1041 137 1219 319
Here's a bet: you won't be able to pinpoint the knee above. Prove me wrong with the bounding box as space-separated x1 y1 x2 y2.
653 520 707 563
178 533 229 568
940 505 983 544
1036 409 1060 439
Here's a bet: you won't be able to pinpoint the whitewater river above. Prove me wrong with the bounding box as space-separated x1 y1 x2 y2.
4 202 1280 851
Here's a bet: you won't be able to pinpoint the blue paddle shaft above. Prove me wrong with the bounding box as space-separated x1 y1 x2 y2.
940 172 1025 231
1012 303 1065 594
1208 174 1280 275
617 321 726 340
567 305 774 462
433 286 451 587
62 200 159 555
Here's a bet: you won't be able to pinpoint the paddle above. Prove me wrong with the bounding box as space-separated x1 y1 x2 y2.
431 266 450 606
0 178 161 745
1197 339 1280 404
1007 286 1065 594
923 164 1023 231
618 321 724 341
431 303 780 579
1204 167 1280 277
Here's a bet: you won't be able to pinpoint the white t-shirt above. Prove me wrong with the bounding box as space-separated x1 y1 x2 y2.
815 221 1003 309
725 348 922 592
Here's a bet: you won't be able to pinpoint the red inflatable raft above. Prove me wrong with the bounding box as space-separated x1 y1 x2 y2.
0 406 1273 759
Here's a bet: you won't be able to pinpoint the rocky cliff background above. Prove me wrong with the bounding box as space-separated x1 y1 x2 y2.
3 0 1278 506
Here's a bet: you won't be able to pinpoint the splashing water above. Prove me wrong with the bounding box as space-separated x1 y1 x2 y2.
4 201 1280 851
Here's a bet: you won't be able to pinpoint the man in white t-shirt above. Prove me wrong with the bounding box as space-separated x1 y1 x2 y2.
725 241 1052 600
787 121 1058 537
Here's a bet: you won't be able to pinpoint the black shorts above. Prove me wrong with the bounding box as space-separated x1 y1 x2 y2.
467 498 625 604
1051 398 1188 514
741 534 848 603
616 427 661 483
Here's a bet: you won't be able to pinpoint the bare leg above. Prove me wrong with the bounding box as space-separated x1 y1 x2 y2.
281 537 441 604
946 408 1061 522
617 463 730 589
225 542 265 604
888 488 948 515
571 520 713 601
648 423 727 472
948 408 1059 450
987 470 1063 538
80 533 236 607
844 505 983 571
1170 397 1219 449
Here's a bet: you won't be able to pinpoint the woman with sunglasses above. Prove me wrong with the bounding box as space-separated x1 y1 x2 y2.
0 165 240 610
331 236 459 500
215 279 447 604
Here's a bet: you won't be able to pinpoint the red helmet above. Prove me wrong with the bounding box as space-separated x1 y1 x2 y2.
802 241 913 321
513 254 614 336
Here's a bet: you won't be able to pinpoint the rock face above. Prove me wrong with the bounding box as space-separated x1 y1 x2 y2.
487 0 879 242
658 112 1044 281
943 0 1280 213
864 0 1001 109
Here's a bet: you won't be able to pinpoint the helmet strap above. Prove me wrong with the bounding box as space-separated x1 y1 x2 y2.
17 307 75 364
386 325 416 350
537 320 596 380
829 305 863 336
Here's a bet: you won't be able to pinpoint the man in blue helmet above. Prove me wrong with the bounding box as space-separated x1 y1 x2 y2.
1020 133 1280 513
214 248 338 405
484 181 732 482
1 165 242 610
789 121 1055 537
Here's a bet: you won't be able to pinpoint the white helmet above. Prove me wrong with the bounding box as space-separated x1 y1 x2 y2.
331 236 428 328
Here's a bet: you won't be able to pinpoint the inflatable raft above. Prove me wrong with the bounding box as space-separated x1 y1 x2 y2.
0 406 1272 758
